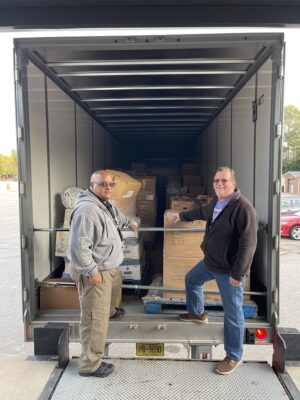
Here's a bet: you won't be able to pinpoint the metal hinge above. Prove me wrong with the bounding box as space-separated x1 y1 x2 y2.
275 122 282 138
17 126 24 140
23 288 29 302
275 180 281 195
273 235 279 251
15 68 21 84
21 235 27 249
19 181 25 195
273 288 279 305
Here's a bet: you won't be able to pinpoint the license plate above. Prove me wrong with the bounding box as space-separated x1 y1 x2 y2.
136 343 164 357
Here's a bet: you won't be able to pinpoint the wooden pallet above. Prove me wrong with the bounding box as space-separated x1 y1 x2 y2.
142 295 258 318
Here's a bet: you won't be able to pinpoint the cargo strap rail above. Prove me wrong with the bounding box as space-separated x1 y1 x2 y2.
39 281 266 297
33 227 206 232
33 225 266 232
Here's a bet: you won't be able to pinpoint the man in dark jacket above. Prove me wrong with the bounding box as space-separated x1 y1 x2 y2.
173 166 258 375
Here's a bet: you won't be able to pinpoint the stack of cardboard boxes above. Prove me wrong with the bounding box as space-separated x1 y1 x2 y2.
163 209 206 300
182 163 205 199
120 229 145 283
136 176 157 244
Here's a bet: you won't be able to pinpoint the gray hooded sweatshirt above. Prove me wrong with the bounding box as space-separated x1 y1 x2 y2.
68 189 134 277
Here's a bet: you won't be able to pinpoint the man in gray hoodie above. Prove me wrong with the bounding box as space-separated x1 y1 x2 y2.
69 170 138 378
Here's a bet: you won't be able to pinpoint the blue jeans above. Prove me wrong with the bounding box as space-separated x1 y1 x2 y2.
185 259 246 361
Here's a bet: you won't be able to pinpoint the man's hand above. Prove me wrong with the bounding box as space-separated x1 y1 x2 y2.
229 277 242 287
130 222 138 232
88 272 102 285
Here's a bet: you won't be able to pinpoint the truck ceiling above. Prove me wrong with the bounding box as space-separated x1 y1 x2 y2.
15 33 283 149
1 1 300 28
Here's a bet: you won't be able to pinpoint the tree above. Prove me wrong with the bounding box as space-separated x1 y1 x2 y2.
0 150 18 179
283 105 300 173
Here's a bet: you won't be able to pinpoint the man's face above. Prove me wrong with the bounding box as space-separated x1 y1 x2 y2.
213 170 236 200
90 173 116 201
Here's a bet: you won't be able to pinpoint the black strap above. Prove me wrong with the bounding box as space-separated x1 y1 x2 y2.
105 202 124 242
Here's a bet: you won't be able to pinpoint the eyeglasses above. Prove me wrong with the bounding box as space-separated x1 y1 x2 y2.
213 179 231 184
93 181 116 188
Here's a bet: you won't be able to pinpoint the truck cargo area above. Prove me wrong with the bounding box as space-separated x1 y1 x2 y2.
15 32 283 347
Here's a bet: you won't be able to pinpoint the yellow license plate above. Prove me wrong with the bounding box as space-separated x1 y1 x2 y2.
136 343 164 357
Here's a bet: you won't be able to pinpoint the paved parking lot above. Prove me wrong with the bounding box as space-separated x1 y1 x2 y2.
0 189 299 359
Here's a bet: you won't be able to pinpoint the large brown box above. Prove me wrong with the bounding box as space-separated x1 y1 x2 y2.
170 196 194 211
164 210 206 258
182 163 199 175
107 169 142 199
163 257 202 299
138 176 157 192
163 258 251 302
188 185 206 197
183 175 203 187
40 278 79 309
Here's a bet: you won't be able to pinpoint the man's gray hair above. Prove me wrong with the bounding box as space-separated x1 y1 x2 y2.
216 166 236 181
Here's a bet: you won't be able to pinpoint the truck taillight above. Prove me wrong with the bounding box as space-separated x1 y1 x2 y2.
256 328 267 340
246 327 272 344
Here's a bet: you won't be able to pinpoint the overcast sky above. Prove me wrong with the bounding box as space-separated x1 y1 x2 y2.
0 27 299 156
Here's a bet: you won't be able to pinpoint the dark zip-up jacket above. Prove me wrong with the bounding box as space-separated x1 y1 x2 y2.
179 189 258 281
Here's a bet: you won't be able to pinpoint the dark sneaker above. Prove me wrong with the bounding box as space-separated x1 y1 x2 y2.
215 356 242 375
179 312 208 323
79 362 115 377
110 307 125 319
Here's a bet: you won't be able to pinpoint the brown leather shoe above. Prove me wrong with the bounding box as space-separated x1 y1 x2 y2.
179 312 208 323
215 356 242 375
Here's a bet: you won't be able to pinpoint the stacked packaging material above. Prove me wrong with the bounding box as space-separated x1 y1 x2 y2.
108 170 142 217
182 163 205 198
163 209 205 300
106 170 144 283
136 176 157 243
55 186 84 276
119 229 145 283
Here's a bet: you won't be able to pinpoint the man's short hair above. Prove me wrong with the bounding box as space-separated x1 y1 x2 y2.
216 166 236 181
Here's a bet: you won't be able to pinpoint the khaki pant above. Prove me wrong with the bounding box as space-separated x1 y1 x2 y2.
77 269 122 373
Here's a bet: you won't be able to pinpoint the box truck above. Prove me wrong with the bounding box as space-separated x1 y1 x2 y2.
14 33 300 398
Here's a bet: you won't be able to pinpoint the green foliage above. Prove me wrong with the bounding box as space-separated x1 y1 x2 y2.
0 150 18 179
283 105 300 173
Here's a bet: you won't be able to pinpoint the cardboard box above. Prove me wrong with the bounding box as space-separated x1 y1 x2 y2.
123 237 144 259
182 163 199 175
195 195 213 206
137 191 156 201
167 175 182 185
163 258 251 302
164 210 205 258
164 209 206 229
138 176 157 192
163 257 202 299
40 278 79 309
188 185 206 196
170 196 194 211
120 257 145 281
107 169 142 199
55 231 70 257
183 175 203 187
